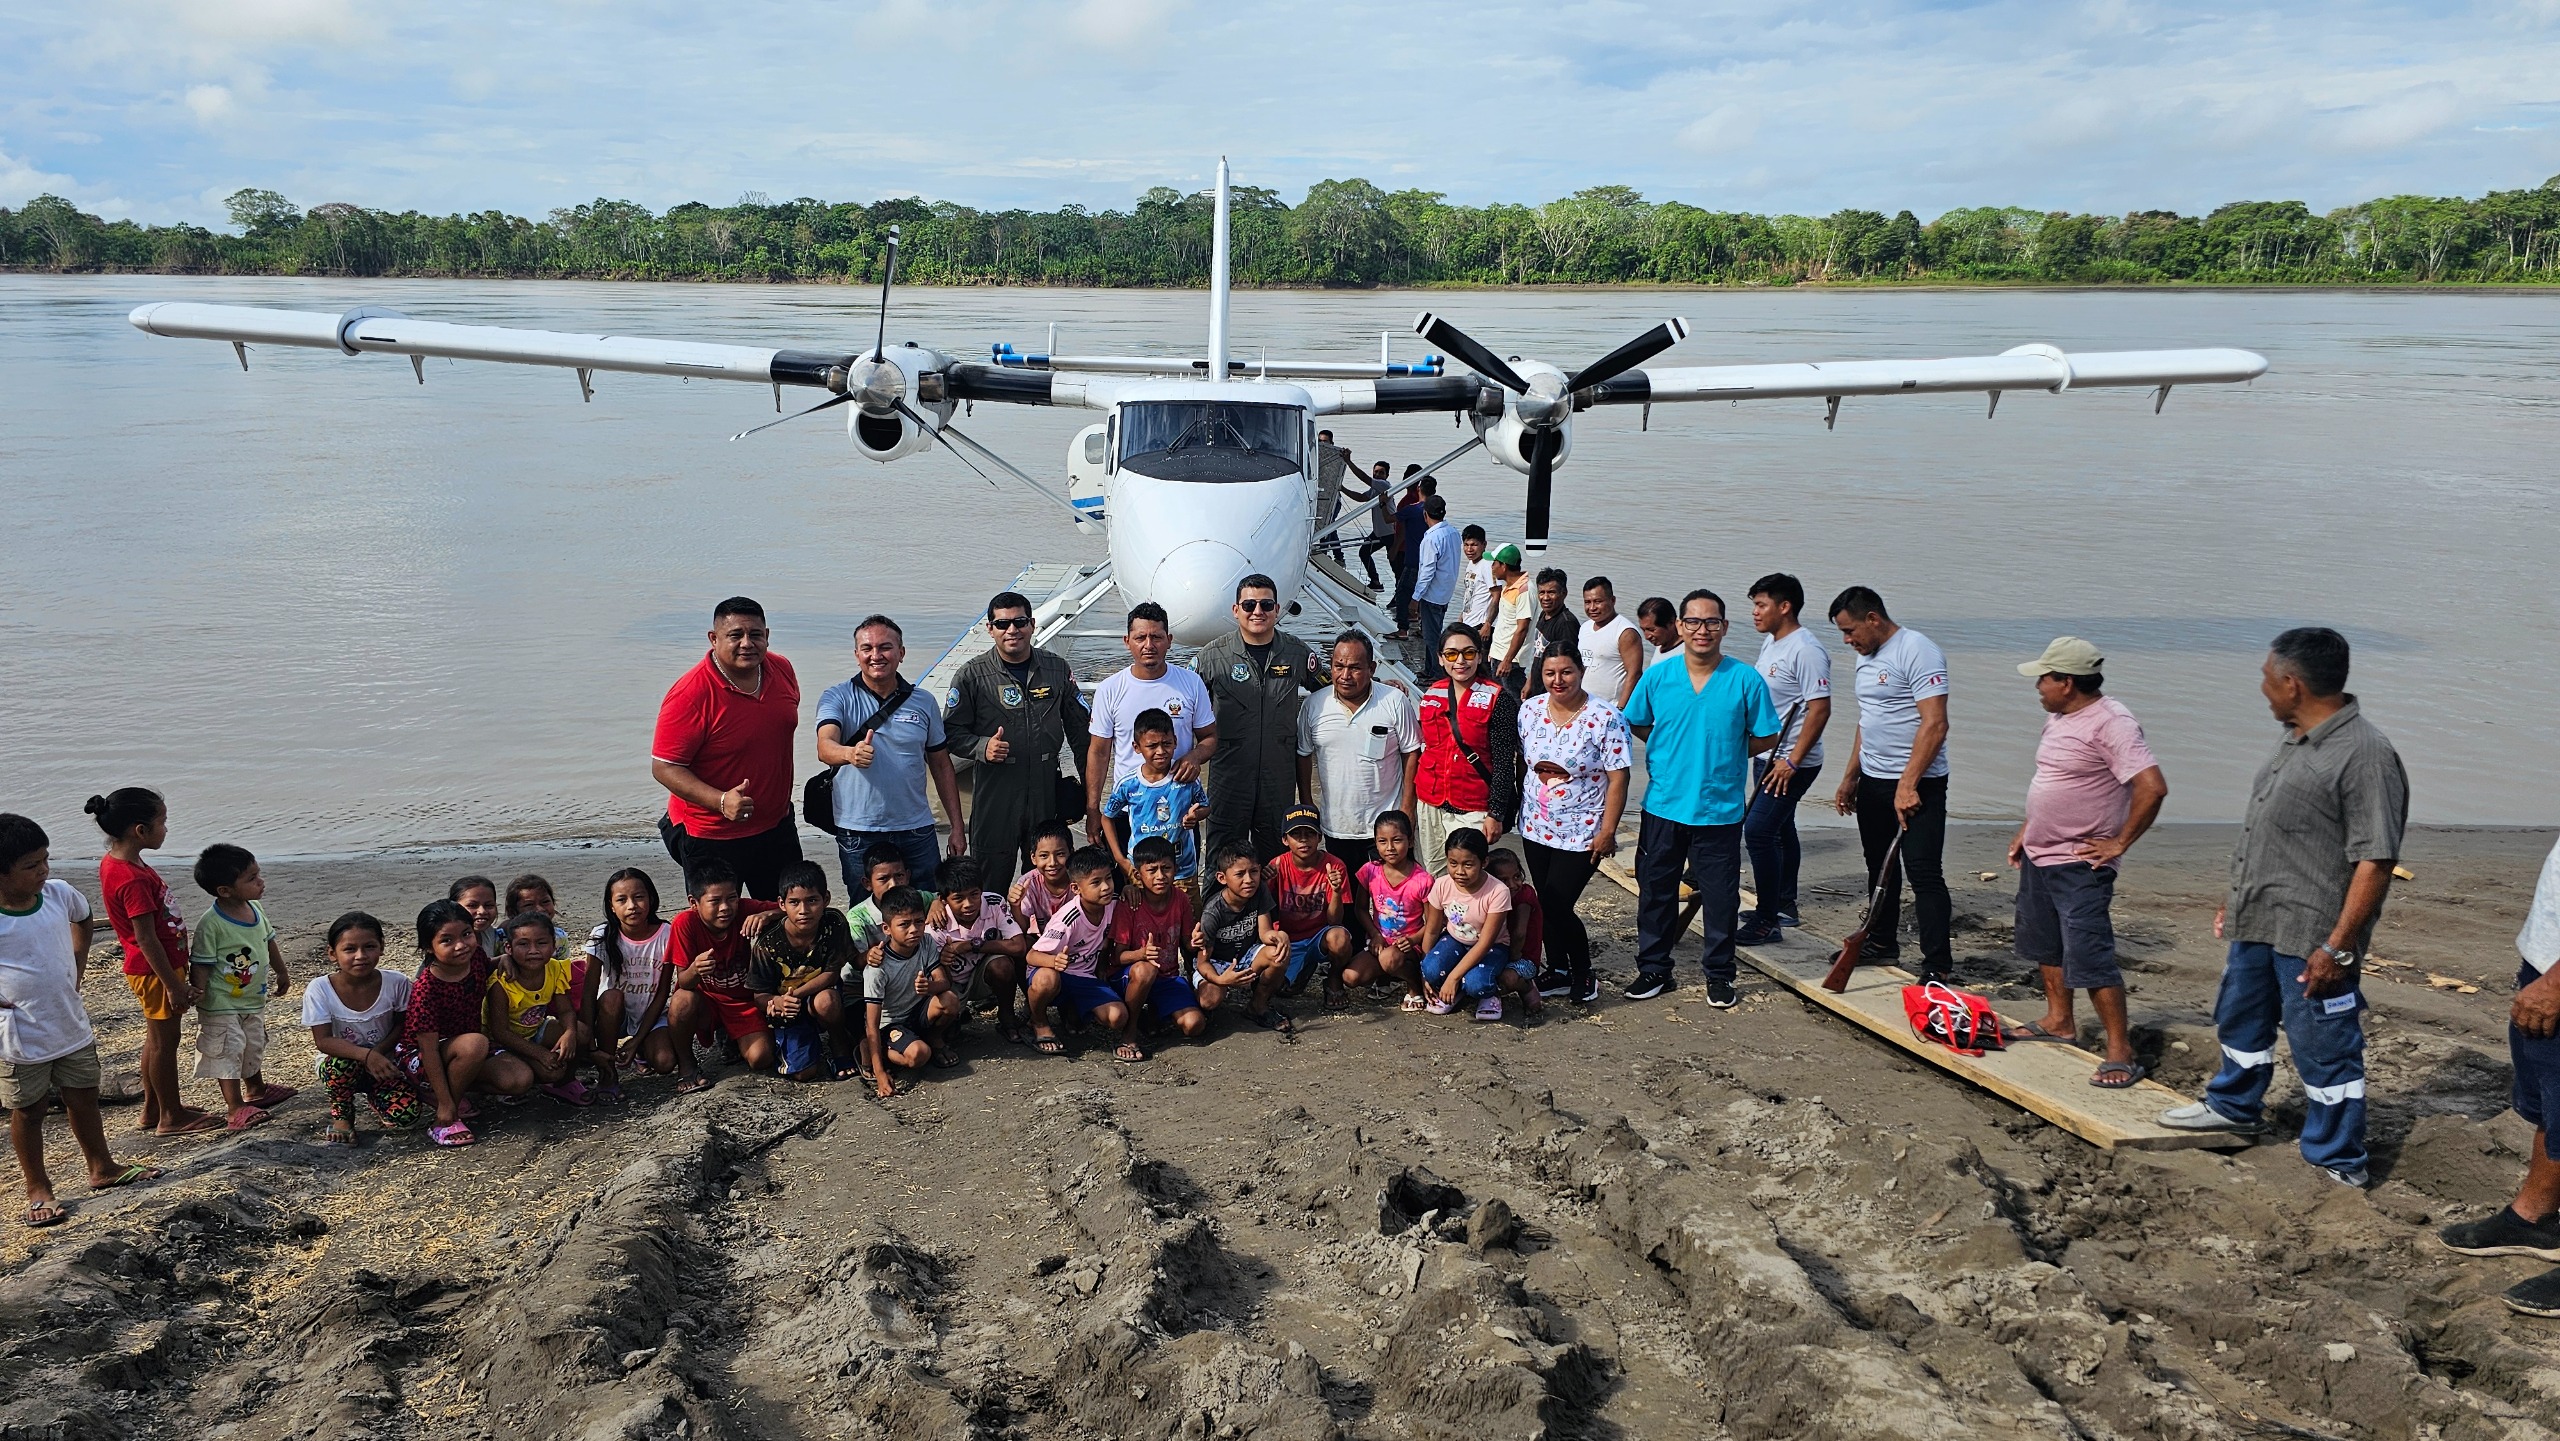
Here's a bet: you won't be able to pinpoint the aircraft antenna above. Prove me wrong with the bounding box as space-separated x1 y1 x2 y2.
1207 157 1232 381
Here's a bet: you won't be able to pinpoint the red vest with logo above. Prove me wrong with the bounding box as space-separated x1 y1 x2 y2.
1416 677 1501 812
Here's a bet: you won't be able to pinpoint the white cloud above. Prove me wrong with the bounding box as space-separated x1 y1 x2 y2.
183 83 235 123
1678 105 1760 154
2326 84 2465 152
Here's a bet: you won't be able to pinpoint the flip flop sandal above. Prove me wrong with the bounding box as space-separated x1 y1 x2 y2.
2090 1060 2148 1089
1032 1036 1068 1056
93 1163 162 1190
24 1201 67 1228
225 1106 271 1132
543 1080 595 1107
159 1112 225 1136
323 1123 358 1147
2007 1020 2081 1044
1399 994 1428 1014
429 1121 476 1148
675 1075 716 1095
1113 1042 1148 1064
250 1084 299 1107
1472 997 1506 1023
932 1049 963 1069
1252 1008 1295 1035
833 1061 867 1082
1424 996 1456 1016
1322 987 1349 1012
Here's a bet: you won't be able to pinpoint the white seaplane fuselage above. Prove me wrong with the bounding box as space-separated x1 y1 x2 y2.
1100 379 1318 644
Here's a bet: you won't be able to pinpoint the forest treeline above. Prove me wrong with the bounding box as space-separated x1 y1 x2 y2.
6 175 2559 286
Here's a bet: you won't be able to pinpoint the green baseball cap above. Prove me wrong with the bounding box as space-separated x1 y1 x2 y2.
1489 543 1523 567
2018 636 2104 677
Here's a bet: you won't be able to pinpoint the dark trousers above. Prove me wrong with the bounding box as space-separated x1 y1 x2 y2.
1355 536 1391 588
1391 554 1416 630
1744 759 1821 922
658 810 804 901
1523 838 1600 990
1415 600 1448 679
1852 773 1951 974
1632 812 1743 986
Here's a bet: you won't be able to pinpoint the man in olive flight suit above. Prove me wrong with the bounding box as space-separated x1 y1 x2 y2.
1192 573 1330 864
944 590 1092 886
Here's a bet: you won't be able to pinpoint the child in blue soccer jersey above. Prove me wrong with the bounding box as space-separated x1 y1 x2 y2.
1100 709 1207 882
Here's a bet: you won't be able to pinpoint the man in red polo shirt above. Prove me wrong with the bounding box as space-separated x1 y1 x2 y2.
652 597 803 899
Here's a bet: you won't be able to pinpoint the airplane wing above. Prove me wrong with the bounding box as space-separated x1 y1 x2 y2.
1311 344 2267 417
126 301 1078 408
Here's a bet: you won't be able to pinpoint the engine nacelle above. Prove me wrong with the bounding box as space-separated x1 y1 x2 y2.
1476 407 1573 478
844 343 956 463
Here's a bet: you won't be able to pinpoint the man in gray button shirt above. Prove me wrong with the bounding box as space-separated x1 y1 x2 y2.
2161 628 2407 1189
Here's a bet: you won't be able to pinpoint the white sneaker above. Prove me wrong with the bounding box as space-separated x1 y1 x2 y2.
2157 1101 2262 1135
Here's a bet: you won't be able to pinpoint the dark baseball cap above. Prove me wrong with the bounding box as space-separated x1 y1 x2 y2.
1282 804 1323 836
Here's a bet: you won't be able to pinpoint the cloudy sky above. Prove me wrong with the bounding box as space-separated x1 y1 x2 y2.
5 0 2557 226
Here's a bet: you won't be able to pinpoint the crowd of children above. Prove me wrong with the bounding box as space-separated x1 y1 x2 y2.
0 782 1552 1218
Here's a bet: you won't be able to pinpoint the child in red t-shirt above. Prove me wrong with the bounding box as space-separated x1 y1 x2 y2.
87 788 218 1136
405 898 496 1146
1110 837 1208 1047
1264 807 1359 1008
664 858 781 1091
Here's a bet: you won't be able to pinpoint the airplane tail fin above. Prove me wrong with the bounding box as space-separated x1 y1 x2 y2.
1207 157 1231 380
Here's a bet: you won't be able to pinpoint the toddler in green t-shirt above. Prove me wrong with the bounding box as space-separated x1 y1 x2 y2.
188 845 296 1129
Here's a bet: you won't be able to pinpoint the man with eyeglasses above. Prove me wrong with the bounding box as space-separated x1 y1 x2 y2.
1829 585 1955 983
1622 590 1781 1006
1194 575 1331 863
945 590 1093 887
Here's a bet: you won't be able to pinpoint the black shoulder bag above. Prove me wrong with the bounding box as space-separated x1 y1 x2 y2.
1440 682 1497 792
804 679 917 838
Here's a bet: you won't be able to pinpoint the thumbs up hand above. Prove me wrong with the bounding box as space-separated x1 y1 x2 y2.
985 725 1011 763
719 781 755 823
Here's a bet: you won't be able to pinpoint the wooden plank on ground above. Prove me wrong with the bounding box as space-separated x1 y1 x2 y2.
1595 858 2243 1152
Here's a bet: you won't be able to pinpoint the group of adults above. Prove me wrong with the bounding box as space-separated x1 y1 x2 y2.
644 576 2418 1196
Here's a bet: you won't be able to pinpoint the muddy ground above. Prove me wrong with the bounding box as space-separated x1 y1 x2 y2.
4 822 2558 1439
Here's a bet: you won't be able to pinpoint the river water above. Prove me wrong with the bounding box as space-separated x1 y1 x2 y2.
4 277 2554 857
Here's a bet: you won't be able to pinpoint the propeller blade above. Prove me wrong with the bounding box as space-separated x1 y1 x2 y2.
729 391 852 441
1569 318 1690 395
1413 311 1529 393
1523 427 1558 558
872 224 901 361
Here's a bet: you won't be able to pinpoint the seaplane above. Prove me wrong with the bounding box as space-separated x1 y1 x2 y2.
127 159 2268 692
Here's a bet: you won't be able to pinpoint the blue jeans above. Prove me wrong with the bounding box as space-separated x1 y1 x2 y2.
1633 812 1742 985
1421 938 1521 1001
1416 600 1449 678
834 824 942 903
2203 941 2367 1173
1743 759 1820 922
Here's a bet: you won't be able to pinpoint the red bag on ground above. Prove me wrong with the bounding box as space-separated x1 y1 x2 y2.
1902 981 2008 1057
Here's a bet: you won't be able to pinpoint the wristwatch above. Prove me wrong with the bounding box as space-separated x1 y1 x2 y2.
2313 943 2360 968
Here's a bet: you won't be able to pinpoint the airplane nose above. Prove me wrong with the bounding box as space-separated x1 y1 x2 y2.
1149 540 1252 645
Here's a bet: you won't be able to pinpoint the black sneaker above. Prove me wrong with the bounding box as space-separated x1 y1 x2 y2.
1571 977 1600 1005
1917 965 1956 986
1732 916 1783 946
2442 1208 2560 1261
1775 912 1801 927
1864 945 1901 966
1535 970 1575 999
2505 1267 2560 1318
1624 976 1671 1001
1705 979 1739 1009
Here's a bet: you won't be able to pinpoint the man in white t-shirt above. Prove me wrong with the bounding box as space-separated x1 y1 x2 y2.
1086 602 1219 846
1454 526 1496 635
1297 632 1423 878
1735 573 1834 945
1637 596 1683 670
1828 585 1954 982
1578 577 1645 710
0 814 159 1226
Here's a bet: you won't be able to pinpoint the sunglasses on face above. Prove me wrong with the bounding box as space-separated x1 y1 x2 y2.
989 616 1033 631
1441 648 1480 660
1237 598 1279 613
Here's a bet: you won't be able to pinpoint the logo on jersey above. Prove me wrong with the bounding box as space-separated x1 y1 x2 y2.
1166 700 1184 717
1231 661 1252 683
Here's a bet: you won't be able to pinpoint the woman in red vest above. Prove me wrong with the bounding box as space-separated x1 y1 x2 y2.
1413 623 1522 875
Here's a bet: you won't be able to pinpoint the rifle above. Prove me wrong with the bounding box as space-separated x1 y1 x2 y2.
1744 700 1807 830
1822 824 1905 993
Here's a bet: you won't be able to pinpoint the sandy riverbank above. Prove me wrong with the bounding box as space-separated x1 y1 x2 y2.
3 821 2556 1438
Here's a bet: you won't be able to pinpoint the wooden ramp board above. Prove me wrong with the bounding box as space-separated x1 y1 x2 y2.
1594 859 2244 1152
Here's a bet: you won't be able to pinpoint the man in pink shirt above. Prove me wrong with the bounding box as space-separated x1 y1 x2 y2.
2005 637 2168 1087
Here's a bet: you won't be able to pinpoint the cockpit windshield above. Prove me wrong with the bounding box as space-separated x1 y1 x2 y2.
1117 400 1303 483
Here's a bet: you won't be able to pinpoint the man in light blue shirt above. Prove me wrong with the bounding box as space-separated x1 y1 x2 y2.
1411 495 1465 680
1621 588 1781 1007
816 615 966 903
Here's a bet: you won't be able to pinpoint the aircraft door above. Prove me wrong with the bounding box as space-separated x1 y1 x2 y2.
1068 422 1109 523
